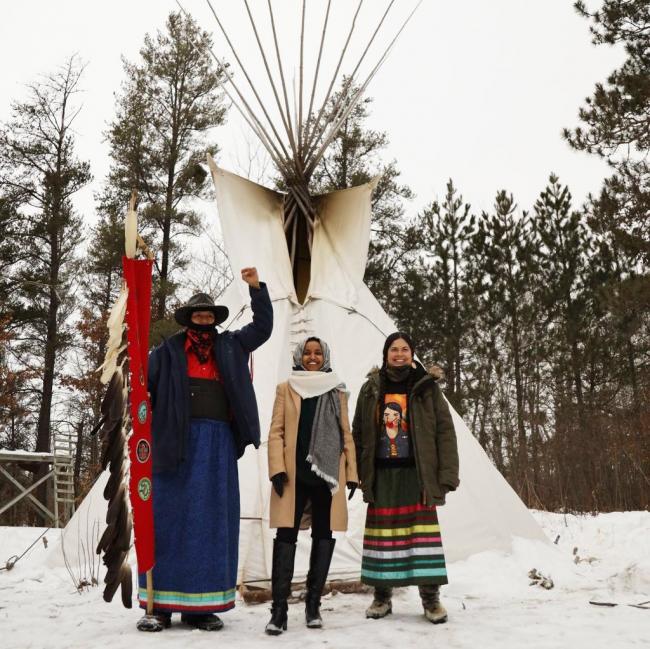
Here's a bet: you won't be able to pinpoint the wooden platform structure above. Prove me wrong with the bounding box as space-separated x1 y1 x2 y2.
0 431 76 526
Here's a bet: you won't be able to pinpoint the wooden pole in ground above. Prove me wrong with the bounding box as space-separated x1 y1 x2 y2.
146 570 154 615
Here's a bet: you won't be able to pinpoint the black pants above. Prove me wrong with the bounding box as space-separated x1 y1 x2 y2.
276 480 333 543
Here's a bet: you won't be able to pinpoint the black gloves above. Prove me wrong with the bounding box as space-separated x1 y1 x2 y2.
272 474 357 499
271 472 288 497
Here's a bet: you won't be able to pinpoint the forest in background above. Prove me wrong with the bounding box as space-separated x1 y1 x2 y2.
0 1 648 523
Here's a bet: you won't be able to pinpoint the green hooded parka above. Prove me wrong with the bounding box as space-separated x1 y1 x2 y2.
352 365 459 506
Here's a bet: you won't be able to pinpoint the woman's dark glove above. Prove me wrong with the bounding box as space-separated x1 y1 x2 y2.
271 472 288 497
346 481 358 500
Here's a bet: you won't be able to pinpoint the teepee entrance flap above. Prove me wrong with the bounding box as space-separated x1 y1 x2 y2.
307 177 379 308
208 157 296 304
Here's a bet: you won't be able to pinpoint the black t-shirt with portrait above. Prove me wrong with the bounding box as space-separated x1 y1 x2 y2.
375 373 416 467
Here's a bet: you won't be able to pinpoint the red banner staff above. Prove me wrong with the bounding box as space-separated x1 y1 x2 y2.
122 194 156 617
95 192 156 614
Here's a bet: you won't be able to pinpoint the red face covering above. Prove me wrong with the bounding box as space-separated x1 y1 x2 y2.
186 328 214 364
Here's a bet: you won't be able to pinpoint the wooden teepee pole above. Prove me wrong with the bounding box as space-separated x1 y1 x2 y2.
300 0 364 170
306 0 423 176
297 0 306 154
303 0 396 167
301 0 332 155
176 0 295 180
238 0 301 176
265 0 302 168
204 0 293 162
175 5 272 140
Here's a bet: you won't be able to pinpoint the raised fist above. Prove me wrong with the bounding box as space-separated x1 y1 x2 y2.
241 267 260 289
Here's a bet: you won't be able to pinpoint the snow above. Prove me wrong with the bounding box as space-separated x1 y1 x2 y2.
1 512 648 649
0 449 53 458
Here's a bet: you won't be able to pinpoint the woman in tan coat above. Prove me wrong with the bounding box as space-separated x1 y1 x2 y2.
265 337 358 635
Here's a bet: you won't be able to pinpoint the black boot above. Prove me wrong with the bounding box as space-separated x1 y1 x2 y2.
265 540 297 635
181 613 224 631
136 612 171 632
305 538 336 628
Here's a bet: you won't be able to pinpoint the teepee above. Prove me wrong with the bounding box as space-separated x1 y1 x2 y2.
49 0 547 589
189 0 547 584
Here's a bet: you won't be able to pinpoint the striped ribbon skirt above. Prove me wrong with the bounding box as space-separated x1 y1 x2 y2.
361 466 448 587
138 418 240 614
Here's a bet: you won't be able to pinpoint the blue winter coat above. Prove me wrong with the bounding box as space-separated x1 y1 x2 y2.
148 283 273 472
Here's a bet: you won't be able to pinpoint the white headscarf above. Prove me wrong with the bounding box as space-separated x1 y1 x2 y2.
288 337 345 398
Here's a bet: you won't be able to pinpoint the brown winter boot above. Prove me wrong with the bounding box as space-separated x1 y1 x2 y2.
418 584 448 624
365 586 393 619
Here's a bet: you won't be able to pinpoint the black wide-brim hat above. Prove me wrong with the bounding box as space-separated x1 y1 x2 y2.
174 292 229 327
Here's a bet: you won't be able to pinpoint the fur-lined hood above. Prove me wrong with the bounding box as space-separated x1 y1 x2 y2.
365 362 445 382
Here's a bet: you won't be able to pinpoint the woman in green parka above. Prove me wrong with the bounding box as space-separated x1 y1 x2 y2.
352 332 459 624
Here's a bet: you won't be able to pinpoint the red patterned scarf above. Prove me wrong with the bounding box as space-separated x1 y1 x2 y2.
186 329 214 364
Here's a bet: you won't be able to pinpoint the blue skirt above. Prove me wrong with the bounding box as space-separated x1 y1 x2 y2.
138 419 240 614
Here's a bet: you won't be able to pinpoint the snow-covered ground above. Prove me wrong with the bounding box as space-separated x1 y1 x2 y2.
1 511 648 649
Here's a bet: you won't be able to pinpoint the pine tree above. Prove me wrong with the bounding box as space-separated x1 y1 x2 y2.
0 198 23 316
532 175 597 507
563 1 650 509
469 191 540 495
0 198 37 523
0 56 91 471
534 177 589 417
105 11 228 322
0 323 34 453
565 1 650 262
391 181 473 411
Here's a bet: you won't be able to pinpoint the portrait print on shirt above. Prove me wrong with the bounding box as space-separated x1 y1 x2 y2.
377 393 412 459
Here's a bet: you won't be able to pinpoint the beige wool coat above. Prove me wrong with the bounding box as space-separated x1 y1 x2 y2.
268 382 358 531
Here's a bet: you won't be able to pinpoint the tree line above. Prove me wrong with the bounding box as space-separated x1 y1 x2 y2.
0 1 648 523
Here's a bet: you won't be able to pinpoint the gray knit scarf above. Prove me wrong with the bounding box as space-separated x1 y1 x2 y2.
307 388 344 493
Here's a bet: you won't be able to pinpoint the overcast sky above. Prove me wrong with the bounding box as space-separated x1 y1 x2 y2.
1 1 624 224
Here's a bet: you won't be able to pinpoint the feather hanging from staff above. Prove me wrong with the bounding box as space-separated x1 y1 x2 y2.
94 281 134 608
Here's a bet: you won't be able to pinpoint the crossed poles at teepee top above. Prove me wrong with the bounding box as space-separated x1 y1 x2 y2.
176 0 421 266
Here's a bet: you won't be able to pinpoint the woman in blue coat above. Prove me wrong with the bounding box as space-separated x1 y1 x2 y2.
137 268 273 632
